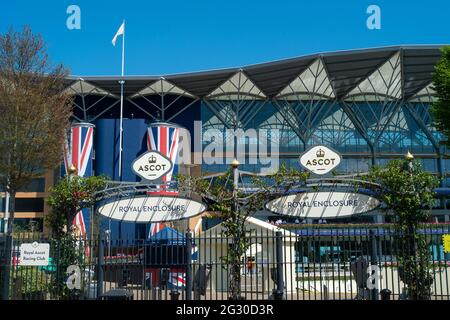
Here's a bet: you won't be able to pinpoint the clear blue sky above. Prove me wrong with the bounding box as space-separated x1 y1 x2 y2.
1 0 449 76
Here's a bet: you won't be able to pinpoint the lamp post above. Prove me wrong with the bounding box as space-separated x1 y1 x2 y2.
405 151 414 174
231 159 240 223
68 163 77 176
229 159 243 300
67 164 77 232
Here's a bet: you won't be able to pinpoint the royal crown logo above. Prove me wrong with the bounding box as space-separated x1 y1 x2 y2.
316 149 325 158
148 155 157 164
300 146 341 175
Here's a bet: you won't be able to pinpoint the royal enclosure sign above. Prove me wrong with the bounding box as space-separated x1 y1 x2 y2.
19 242 50 266
98 196 206 223
300 146 341 175
266 191 380 218
132 150 173 181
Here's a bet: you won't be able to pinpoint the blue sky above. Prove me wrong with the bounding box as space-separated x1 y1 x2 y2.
1 0 449 76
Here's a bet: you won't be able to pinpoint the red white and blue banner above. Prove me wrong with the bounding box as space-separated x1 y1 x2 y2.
167 243 198 289
146 122 180 195
148 222 165 238
168 268 187 288
62 123 95 253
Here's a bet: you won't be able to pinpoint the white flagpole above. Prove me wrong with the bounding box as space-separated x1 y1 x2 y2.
118 20 125 180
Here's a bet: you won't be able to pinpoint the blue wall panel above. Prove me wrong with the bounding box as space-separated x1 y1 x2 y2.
94 118 149 240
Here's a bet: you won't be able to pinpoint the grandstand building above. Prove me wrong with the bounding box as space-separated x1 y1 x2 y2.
2 45 449 237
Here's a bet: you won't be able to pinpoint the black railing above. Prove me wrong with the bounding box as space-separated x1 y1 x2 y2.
1 225 449 300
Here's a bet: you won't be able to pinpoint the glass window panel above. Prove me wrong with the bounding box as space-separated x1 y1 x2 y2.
14 198 44 212
17 178 46 192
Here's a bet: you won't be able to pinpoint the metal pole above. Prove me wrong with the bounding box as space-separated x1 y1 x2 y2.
118 20 125 180
1 234 12 300
97 232 105 299
230 159 240 299
185 231 193 300
3 192 9 233
1 191 15 300
369 229 379 300
275 231 284 300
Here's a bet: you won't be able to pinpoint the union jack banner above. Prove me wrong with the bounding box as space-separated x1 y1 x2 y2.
146 123 180 195
168 268 186 288
168 244 197 288
147 222 165 238
62 123 94 256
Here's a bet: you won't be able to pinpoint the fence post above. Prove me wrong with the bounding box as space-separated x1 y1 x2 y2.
97 232 104 299
185 231 193 300
275 231 284 300
369 229 379 300
1 234 12 300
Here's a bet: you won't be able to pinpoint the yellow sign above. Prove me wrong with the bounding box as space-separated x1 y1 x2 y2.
443 234 450 253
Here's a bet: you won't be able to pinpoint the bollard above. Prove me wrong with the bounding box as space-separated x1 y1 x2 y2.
170 290 180 300
380 289 392 300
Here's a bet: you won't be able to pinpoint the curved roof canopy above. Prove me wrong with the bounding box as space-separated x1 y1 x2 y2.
66 45 444 100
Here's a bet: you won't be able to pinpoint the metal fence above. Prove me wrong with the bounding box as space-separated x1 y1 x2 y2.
1 224 450 300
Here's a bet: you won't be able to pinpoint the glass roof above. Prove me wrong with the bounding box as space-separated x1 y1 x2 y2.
130 78 195 98
408 83 437 103
345 52 402 101
277 58 335 100
206 71 266 100
65 80 113 97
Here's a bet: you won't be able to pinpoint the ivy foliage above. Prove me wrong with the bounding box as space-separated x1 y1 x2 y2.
367 159 439 231
12 267 48 299
46 175 108 238
177 164 309 299
431 46 450 146
367 158 439 300
45 174 107 299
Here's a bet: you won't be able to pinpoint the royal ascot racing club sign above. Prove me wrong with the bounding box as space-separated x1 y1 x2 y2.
132 150 172 181
19 242 50 266
98 196 206 223
266 191 380 219
300 145 341 175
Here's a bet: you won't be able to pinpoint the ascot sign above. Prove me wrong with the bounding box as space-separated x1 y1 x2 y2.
132 150 173 181
300 146 341 175
98 196 206 223
266 191 380 219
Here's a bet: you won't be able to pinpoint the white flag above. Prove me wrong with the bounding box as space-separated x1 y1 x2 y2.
112 22 125 46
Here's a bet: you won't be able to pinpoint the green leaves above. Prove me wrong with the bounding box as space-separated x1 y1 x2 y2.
177 167 308 299
367 159 438 228
46 175 107 237
368 158 439 299
431 46 450 146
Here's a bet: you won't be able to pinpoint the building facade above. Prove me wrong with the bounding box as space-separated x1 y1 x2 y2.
2 46 449 237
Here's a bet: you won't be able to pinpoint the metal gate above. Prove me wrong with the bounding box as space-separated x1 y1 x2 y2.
1 225 450 300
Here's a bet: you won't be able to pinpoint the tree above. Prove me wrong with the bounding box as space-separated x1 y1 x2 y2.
178 164 308 299
46 174 107 299
47 174 108 239
367 156 439 299
431 46 450 146
0 26 72 234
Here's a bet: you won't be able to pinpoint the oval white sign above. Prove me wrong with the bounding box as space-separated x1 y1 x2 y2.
98 196 206 223
132 151 173 181
300 146 341 175
266 191 380 219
